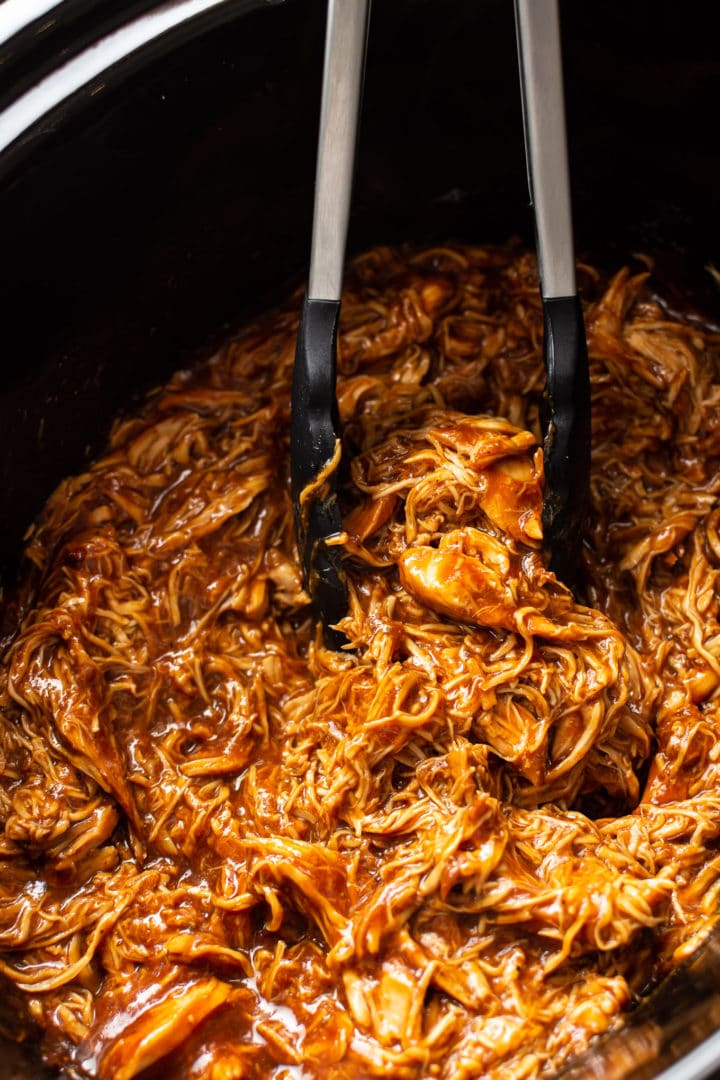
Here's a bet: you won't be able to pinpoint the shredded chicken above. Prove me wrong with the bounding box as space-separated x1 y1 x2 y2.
2 245 720 1079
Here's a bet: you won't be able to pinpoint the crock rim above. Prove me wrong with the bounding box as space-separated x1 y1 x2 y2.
0 0 285 158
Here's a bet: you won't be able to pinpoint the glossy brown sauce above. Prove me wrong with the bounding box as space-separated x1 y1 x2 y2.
2 246 720 1079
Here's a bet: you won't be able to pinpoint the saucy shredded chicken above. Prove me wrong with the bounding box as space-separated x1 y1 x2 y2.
2 245 720 1079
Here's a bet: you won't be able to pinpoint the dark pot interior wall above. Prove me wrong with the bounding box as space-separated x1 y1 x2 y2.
0 0 718 590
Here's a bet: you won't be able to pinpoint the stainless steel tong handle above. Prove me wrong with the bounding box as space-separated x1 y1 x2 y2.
515 0 576 300
308 0 371 302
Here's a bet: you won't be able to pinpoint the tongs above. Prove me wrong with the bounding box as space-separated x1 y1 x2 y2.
291 0 590 647
290 0 370 649
514 0 591 588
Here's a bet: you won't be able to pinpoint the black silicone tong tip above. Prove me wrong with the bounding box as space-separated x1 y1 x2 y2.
291 296 349 649
541 295 591 590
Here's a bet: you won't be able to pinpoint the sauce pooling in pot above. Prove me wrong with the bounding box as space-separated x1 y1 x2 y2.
2 245 720 1079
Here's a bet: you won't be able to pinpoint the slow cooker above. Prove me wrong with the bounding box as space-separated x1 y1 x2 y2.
0 2 718 1077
